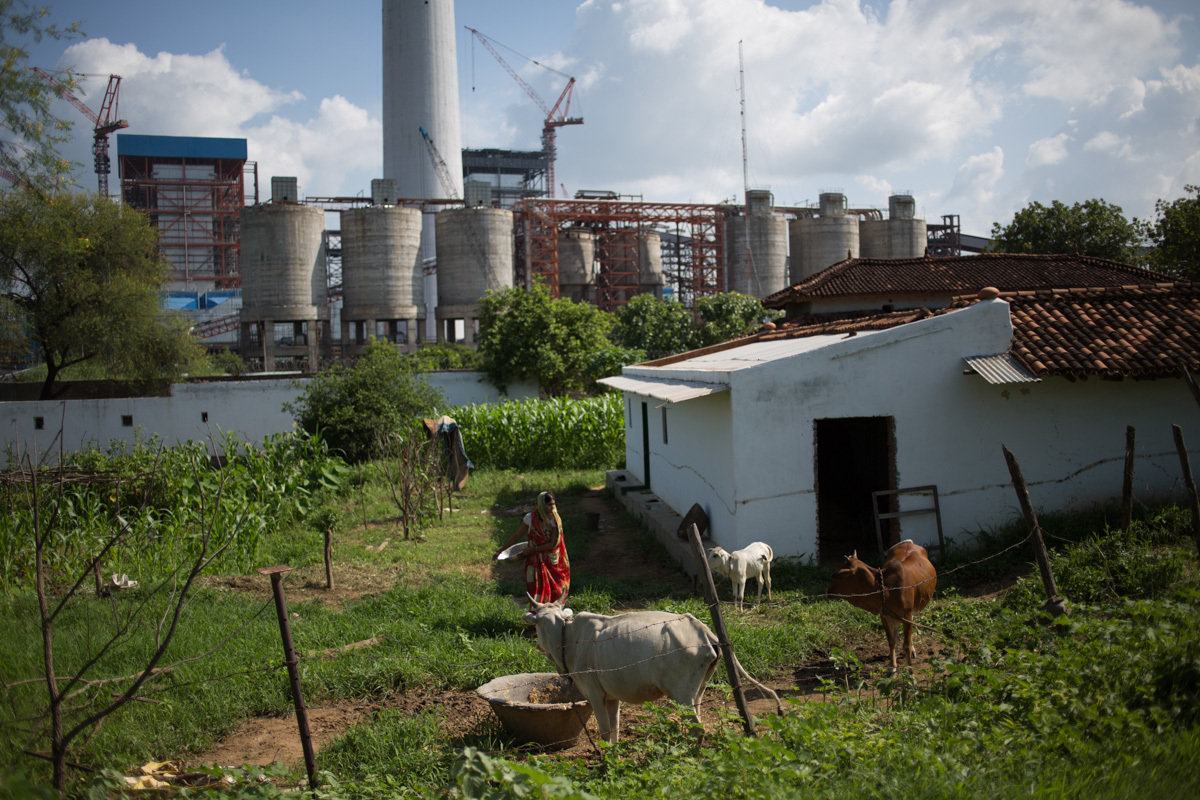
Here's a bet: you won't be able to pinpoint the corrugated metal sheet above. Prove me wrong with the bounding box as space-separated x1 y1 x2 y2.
964 353 1041 384
597 375 730 403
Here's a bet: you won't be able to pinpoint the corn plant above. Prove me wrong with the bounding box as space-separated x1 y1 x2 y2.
447 394 623 471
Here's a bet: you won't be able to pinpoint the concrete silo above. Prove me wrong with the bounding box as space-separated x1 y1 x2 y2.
339 199 424 355
382 0 461 339
724 189 789 297
860 194 927 259
434 207 514 344
639 232 665 299
238 180 328 371
559 227 595 303
789 192 860 281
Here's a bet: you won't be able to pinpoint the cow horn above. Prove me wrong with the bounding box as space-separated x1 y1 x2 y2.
526 591 544 610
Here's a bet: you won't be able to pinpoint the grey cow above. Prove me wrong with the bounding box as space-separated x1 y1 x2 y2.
523 598 781 743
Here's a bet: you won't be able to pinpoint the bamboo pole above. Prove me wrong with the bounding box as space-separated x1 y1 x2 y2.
686 524 755 736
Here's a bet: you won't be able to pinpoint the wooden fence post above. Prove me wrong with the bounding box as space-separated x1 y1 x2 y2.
1001 445 1069 616
686 524 755 736
258 565 318 788
1171 424 1200 561
324 530 334 590
1122 426 1136 532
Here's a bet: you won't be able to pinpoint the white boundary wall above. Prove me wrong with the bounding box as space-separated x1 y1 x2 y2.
1 372 535 465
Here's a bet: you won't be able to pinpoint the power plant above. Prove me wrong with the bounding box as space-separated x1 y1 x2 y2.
110 0 983 373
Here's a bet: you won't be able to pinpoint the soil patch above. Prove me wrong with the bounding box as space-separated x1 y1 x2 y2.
185 487 971 771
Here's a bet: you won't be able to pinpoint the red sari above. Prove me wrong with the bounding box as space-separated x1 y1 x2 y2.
525 509 570 604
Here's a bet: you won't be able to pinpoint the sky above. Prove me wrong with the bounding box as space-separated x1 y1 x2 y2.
18 0 1200 238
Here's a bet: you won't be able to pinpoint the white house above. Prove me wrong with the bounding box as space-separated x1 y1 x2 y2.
601 283 1200 564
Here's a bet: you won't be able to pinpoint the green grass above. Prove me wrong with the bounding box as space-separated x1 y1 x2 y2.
1 456 1198 799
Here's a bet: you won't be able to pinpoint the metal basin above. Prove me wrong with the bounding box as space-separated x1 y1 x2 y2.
476 673 593 749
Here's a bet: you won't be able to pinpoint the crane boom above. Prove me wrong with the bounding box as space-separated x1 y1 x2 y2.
465 27 582 199
32 68 128 195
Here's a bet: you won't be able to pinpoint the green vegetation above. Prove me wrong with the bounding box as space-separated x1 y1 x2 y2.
0 425 1196 798
0 0 83 188
1139 184 1200 279
0 188 204 399
989 198 1144 263
476 283 614 397
449 394 624 471
284 338 445 463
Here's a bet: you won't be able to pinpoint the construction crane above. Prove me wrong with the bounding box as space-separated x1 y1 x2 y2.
465 27 582 199
32 68 128 196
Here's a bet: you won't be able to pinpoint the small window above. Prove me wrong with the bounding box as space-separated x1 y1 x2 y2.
121 415 133 427
662 406 669 444
201 412 209 423
33 416 44 430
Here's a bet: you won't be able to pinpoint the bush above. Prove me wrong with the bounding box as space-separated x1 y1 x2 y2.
284 339 444 463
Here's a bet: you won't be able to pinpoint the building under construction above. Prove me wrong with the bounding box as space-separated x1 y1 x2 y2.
118 134 258 293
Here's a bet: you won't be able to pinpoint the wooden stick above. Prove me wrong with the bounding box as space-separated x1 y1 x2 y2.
1171 424 1200 561
686 523 755 736
259 566 317 788
324 529 334 590
1122 426 1135 532
1001 445 1068 616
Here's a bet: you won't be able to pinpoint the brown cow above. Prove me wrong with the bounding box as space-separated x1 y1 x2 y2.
826 539 937 671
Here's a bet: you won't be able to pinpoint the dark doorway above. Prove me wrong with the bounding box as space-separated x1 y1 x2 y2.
815 416 895 564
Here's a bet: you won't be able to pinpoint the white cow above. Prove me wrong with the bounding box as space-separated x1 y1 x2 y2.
706 542 774 611
523 598 781 743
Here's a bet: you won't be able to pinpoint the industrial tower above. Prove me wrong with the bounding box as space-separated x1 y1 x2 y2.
381 0 462 264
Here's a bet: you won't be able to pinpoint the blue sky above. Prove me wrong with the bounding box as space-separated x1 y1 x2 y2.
18 0 1200 238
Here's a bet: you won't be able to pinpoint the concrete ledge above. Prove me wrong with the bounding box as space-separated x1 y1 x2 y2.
605 470 709 582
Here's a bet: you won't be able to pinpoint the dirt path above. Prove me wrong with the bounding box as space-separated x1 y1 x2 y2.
187 487 968 770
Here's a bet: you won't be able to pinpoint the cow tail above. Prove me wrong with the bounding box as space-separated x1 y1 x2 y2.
728 651 783 716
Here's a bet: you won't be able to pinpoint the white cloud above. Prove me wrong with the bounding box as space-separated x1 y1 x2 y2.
1084 131 1138 160
51 38 379 196
1027 133 1071 167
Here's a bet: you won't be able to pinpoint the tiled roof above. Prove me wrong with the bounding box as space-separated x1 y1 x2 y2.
762 253 1168 309
961 283 1200 381
741 282 1200 381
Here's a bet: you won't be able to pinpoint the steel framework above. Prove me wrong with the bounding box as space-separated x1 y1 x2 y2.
512 198 727 311
120 154 254 290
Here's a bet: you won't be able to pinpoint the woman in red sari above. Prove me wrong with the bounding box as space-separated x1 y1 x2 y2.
494 491 570 605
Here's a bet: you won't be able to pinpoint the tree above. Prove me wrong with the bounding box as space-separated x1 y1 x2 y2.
988 198 1143 263
695 291 779 348
1 0 82 188
476 283 613 397
1139 185 1200 279
611 293 698 359
283 337 445 463
0 188 201 399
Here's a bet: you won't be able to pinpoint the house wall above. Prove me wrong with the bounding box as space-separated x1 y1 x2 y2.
623 391 735 536
2 372 536 466
622 298 1196 560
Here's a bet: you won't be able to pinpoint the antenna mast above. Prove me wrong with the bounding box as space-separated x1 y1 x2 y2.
739 40 748 197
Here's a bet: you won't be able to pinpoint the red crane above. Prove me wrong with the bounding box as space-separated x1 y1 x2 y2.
466 27 582 199
32 68 129 196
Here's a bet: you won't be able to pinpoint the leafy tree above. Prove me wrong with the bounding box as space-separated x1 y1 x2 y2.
284 337 444 463
1139 185 1200 279
0 0 82 187
988 198 1143 262
611 293 697 359
695 291 779 348
0 188 202 399
402 341 481 372
476 282 612 396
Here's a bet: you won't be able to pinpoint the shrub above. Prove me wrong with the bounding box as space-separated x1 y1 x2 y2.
284 339 444 463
